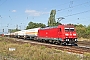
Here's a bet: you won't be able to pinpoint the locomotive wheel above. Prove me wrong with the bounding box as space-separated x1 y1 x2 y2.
61 42 67 46
24 36 26 40
49 40 53 44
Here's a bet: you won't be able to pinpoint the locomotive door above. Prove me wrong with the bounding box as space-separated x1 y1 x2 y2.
58 28 62 39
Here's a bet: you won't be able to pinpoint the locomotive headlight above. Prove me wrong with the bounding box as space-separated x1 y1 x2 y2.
67 39 69 41
75 39 77 41
66 39 69 41
66 39 67 41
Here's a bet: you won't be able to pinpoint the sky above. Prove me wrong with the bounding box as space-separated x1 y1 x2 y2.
0 0 90 33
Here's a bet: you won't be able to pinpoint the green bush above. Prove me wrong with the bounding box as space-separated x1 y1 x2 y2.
75 24 90 39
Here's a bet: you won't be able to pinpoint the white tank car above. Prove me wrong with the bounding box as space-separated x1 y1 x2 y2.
24 28 40 39
10 33 15 37
4 33 11 37
4 33 15 37
15 30 27 38
14 31 21 38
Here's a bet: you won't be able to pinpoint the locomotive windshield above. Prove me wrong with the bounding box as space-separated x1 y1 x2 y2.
65 28 74 32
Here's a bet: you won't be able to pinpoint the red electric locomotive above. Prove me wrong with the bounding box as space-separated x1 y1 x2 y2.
38 24 77 45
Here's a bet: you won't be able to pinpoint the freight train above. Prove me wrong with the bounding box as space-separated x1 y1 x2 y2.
4 24 78 46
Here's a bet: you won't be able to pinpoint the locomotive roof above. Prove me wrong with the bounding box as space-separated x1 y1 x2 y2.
63 25 74 28
40 26 57 30
40 24 74 30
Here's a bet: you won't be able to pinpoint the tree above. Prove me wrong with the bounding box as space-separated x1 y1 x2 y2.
75 24 87 38
48 10 57 27
26 21 46 29
86 24 90 38
86 24 90 33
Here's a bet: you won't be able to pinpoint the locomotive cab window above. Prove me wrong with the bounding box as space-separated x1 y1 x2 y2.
65 28 69 32
70 28 74 31
65 28 75 32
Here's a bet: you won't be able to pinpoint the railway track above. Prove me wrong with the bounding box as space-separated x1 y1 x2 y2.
28 42 90 54
78 41 90 47
2 37 90 54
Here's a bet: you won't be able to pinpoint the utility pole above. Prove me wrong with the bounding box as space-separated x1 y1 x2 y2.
16 25 18 30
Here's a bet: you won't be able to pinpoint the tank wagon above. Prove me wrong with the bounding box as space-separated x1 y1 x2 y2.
23 28 40 40
38 24 77 45
4 28 40 39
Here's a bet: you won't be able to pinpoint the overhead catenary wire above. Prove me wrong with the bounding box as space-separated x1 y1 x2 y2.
56 1 90 21
0 0 7 7
56 1 90 19
57 1 90 11
0 15 2 18
48 0 74 9
64 9 90 17
9 16 12 20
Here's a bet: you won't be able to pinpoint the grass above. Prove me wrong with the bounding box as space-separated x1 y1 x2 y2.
0 37 90 60
78 37 90 41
